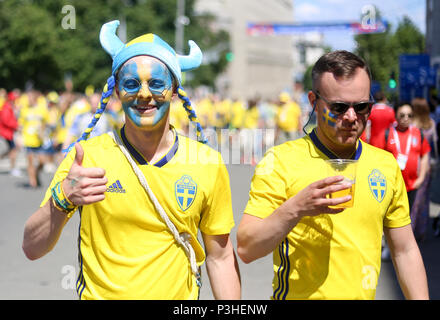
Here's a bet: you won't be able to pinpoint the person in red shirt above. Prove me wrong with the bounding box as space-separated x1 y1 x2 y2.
385 102 431 209
0 91 21 176
361 91 396 149
381 102 431 260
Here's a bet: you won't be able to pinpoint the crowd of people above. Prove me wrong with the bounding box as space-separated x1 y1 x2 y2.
0 85 309 181
0 87 122 187
1 41 439 299
2 80 440 242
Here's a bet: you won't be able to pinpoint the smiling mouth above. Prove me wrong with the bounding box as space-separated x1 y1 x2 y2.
134 104 157 113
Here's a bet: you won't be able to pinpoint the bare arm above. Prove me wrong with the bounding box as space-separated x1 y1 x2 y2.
22 200 70 260
385 224 429 299
237 176 351 263
202 233 241 299
413 153 429 189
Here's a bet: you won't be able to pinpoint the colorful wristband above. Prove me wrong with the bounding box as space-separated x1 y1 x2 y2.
51 181 77 215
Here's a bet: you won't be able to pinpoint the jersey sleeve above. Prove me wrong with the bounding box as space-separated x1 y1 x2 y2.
199 154 235 235
244 148 287 219
383 161 412 228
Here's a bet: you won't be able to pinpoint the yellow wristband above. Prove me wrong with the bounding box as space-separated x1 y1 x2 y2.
51 181 77 215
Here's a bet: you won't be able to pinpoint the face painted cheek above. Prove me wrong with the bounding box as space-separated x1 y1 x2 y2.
151 101 171 125
122 101 142 127
322 106 338 128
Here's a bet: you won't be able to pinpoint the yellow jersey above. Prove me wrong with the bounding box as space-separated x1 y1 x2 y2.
244 129 410 300
244 106 259 129
18 102 49 148
41 126 234 300
169 98 189 134
277 101 301 132
230 100 246 129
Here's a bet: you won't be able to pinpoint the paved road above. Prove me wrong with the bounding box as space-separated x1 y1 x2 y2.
0 148 439 300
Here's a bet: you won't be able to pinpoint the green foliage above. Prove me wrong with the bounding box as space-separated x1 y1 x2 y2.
0 1 61 90
0 0 229 92
302 46 331 92
354 9 425 101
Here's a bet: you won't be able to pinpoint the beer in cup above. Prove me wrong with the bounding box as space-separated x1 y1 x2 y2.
325 159 357 208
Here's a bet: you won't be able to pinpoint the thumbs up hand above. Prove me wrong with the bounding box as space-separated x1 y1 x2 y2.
62 143 108 206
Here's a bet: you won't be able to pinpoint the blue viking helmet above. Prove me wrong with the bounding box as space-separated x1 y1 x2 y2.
99 20 203 85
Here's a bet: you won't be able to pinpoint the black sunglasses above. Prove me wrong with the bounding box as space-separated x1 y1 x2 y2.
398 113 413 119
314 91 374 115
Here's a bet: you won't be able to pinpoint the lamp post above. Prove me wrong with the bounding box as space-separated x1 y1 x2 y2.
175 0 190 54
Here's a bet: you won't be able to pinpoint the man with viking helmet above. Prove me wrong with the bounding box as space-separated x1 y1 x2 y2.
23 20 241 300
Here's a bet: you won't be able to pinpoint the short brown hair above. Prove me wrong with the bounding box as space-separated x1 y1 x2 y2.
312 50 371 92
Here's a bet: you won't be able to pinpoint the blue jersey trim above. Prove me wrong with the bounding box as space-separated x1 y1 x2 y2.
119 125 179 167
273 238 290 300
76 207 86 299
309 129 362 160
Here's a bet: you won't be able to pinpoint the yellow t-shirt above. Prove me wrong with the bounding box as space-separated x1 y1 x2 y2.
169 98 189 134
214 99 231 128
244 106 259 129
230 100 246 129
196 97 215 128
18 103 49 148
244 130 410 300
277 101 301 132
41 127 235 300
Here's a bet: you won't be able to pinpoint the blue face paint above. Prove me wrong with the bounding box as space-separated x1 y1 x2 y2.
118 57 174 128
150 62 172 95
322 106 337 128
119 62 140 94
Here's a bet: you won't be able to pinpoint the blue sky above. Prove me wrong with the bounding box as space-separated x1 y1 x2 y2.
293 0 426 51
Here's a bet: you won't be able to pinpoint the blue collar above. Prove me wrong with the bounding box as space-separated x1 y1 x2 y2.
309 129 362 160
120 125 179 167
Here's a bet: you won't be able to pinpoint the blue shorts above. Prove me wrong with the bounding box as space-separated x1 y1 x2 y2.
5 139 15 150
25 146 43 154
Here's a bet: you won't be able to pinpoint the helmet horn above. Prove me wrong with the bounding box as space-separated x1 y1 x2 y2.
177 40 203 72
99 20 125 59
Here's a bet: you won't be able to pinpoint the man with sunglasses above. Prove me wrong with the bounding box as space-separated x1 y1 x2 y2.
237 50 428 299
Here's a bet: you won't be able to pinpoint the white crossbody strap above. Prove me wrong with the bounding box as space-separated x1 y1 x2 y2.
108 131 201 287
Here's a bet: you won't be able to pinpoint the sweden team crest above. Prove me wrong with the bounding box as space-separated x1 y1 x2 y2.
175 175 197 211
368 169 387 202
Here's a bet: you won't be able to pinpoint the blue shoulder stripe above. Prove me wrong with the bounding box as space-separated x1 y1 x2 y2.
76 207 86 299
273 238 290 300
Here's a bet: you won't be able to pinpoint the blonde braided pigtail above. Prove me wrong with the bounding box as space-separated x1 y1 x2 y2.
177 86 208 144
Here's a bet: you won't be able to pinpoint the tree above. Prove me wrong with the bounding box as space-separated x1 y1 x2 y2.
0 1 61 91
0 0 229 92
354 8 395 94
354 9 425 102
392 16 425 54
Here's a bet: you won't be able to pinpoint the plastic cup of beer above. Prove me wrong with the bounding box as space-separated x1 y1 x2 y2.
325 159 357 208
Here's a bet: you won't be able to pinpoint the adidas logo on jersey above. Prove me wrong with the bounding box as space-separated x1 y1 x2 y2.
106 180 126 193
